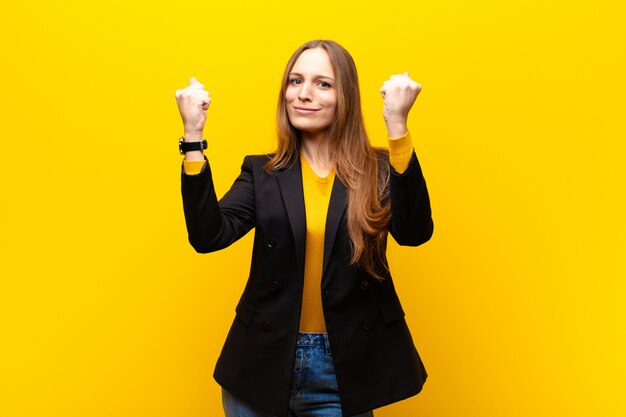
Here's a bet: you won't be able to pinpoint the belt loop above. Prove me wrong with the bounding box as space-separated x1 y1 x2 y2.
324 333 332 355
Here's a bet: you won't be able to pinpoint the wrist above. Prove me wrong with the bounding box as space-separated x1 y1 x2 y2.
179 136 207 156
385 120 408 138
184 131 204 142
184 151 205 162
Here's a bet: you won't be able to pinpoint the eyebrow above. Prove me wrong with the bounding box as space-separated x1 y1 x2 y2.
289 72 335 81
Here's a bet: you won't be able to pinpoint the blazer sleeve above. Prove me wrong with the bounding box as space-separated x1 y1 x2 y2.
387 150 434 246
181 155 255 253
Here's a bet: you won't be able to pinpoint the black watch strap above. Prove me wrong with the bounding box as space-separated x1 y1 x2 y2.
179 137 207 155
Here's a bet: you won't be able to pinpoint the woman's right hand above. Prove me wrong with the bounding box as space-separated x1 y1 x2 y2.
175 77 211 140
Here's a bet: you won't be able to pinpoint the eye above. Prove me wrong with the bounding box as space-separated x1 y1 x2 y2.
318 81 332 88
289 78 302 85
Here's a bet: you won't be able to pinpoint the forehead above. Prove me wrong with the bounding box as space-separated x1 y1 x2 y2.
291 48 334 77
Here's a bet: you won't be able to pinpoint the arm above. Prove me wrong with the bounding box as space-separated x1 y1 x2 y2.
380 73 434 246
176 77 255 252
181 155 255 253
388 149 434 246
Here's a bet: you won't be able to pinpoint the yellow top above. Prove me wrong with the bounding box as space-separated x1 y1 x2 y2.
183 132 415 332
298 152 336 332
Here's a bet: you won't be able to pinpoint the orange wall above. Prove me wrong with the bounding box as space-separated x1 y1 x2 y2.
1 1 625 416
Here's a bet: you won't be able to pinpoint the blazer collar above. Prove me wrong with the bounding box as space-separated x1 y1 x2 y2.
275 156 347 284
275 158 307 283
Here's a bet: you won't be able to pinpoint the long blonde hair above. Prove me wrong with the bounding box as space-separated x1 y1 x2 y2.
264 40 391 280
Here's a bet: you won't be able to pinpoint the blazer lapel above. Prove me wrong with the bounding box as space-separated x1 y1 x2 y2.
323 174 348 278
276 157 307 283
276 159 349 284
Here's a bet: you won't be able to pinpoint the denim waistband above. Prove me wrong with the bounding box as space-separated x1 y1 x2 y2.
296 332 330 352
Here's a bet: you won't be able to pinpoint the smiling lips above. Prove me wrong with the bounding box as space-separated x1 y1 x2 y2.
293 106 321 114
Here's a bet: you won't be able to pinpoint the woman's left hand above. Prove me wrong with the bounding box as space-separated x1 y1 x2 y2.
380 72 421 137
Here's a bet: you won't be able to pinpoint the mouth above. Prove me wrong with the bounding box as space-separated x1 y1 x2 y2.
293 106 321 114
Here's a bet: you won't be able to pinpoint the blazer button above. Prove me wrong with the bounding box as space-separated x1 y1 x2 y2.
270 280 280 291
263 320 272 331
363 320 373 331
267 238 277 249
360 279 369 290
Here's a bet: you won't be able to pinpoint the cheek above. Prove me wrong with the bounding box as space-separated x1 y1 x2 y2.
326 108 337 123
323 92 337 109
284 87 297 102
325 96 338 116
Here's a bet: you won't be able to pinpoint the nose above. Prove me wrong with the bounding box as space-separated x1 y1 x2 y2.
297 81 313 102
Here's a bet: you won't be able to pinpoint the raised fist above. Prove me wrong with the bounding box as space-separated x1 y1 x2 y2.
380 72 421 125
175 77 211 136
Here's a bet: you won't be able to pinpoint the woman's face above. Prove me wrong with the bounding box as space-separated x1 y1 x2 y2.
285 48 337 136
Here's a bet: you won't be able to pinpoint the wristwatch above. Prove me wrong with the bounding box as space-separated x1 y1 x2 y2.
179 137 207 155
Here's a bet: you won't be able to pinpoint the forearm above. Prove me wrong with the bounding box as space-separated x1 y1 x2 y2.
181 156 256 253
181 158 224 252
388 151 434 246
388 131 414 174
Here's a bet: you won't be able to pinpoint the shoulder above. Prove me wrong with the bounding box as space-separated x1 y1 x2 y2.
239 154 280 176
240 153 275 167
243 153 301 175
246 153 276 162
372 147 391 172
373 147 390 162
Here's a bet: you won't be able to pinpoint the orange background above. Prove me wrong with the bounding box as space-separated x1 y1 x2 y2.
1 1 624 416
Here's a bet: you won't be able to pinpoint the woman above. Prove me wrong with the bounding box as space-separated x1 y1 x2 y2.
175 40 433 417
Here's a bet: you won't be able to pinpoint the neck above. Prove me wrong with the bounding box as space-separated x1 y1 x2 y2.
300 131 334 175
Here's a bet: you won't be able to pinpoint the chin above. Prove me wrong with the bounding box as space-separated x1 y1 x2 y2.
294 125 328 135
289 119 331 134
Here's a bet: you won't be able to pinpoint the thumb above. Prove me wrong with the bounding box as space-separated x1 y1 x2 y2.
189 76 198 85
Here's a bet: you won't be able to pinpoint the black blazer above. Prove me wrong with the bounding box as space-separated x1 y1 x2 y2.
181 149 434 417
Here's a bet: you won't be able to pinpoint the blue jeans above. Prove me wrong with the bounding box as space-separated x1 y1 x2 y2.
222 332 374 417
